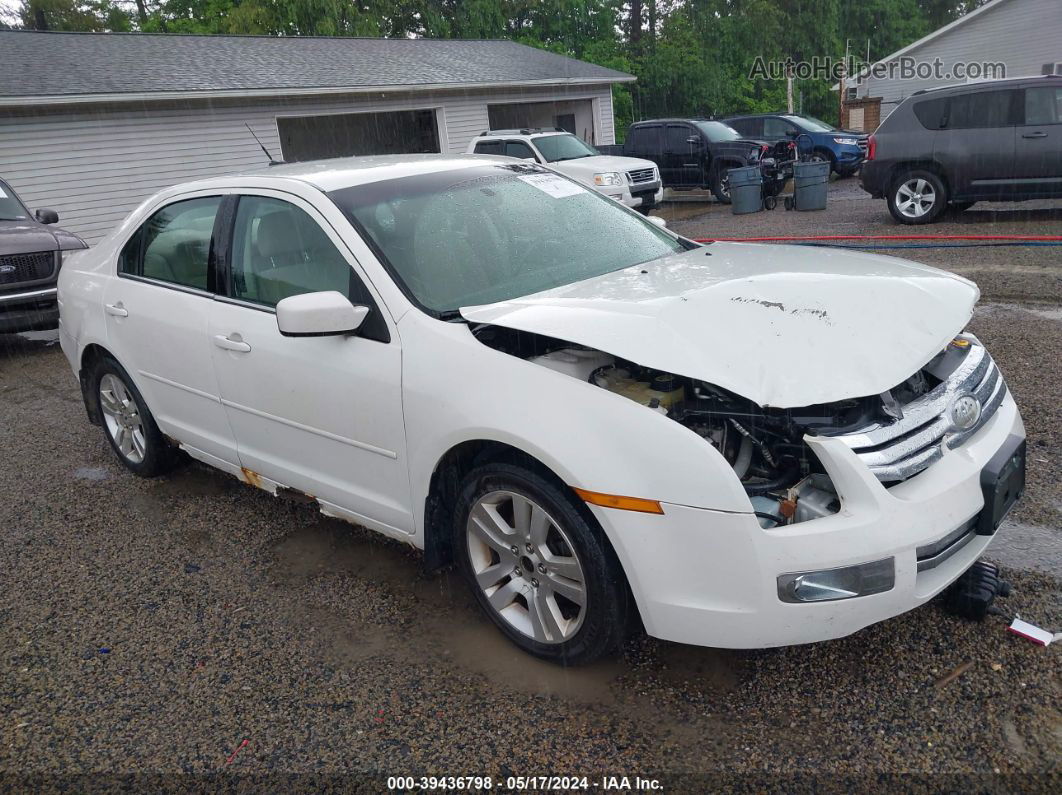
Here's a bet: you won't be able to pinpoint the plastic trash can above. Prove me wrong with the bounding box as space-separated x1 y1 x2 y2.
728 166 762 215
793 160 830 211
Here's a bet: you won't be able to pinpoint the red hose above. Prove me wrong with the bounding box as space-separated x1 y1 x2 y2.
695 234 1062 243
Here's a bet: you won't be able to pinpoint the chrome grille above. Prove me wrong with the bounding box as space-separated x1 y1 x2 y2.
857 138 869 155
0 250 56 285
626 168 656 184
829 342 1006 482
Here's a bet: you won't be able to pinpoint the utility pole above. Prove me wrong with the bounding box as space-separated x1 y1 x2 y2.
786 60 794 114
838 39 850 127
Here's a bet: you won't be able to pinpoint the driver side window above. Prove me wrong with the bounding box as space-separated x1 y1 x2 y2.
229 195 389 341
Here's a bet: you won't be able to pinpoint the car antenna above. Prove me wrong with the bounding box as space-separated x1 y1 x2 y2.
245 123 283 166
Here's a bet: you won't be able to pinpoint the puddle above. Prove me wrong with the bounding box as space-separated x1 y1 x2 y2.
271 522 649 704
976 302 1062 322
73 466 110 481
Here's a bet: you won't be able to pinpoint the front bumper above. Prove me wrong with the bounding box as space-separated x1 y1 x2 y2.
0 286 59 333
594 392 1024 649
605 181 663 209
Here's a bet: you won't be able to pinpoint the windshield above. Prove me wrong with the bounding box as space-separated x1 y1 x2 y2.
695 121 742 142
330 164 686 315
0 180 30 221
787 114 836 132
532 134 599 162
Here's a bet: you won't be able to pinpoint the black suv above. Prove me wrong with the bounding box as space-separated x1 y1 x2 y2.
0 178 87 333
861 76 1062 224
600 119 768 202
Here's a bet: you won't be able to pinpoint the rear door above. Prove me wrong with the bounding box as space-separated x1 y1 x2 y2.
1013 84 1062 194
935 88 1019 198
664 123 700 186
626 124 664 176
103 193 239 467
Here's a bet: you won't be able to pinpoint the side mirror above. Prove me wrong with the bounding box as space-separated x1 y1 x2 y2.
785 130 799 138
35 208 59 225
276 291 369 337
646 216 668 229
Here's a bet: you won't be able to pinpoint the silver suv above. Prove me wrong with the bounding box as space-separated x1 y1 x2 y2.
860 76 1062 224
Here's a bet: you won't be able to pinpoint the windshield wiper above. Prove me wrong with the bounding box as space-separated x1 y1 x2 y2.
437 309 466 322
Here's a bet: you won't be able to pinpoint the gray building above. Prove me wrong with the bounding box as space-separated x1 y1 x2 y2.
844 0 1060 122
0 31 633 243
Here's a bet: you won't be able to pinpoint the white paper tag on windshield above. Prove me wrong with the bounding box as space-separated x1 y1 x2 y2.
0 186 7 198
518 173 585 199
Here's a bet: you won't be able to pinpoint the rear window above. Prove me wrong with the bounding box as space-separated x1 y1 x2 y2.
473 140 504 156
942 89 1018 130
913 97 948 129
627 125 663 153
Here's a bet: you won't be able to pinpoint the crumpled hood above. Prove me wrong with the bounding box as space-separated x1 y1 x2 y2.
461 242 979 408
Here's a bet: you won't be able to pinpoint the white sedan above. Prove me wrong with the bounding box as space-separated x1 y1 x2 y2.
58 155 1025 664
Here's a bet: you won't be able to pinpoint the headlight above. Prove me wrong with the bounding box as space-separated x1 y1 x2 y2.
593 172 623 187
833 137 859 146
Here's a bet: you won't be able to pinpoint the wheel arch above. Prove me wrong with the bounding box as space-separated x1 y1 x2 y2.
78 342 114 425
887 160 951 197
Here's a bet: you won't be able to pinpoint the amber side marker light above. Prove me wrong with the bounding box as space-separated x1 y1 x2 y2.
572 488 665 515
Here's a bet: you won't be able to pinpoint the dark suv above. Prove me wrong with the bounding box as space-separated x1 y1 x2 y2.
724 113 868 177
1 178 87 333
861 76 1062 224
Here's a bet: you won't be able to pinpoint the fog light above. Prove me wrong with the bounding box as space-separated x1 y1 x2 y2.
777 558 895 603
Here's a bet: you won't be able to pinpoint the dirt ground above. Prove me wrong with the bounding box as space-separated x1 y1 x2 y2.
1 185 1060 791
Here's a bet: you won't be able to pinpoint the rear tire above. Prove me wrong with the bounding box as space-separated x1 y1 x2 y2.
90 355 179 477
453 461 630 665
710 166 733 204
887 169 947 225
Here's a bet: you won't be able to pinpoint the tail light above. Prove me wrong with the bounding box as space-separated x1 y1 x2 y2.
867 134 877 161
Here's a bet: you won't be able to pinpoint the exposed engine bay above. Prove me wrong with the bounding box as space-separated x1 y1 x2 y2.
472 325 974 529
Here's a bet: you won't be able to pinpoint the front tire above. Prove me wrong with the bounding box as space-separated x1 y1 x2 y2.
710 166 732 204
91 356 179 477
453 461 630 665
888 169 947 225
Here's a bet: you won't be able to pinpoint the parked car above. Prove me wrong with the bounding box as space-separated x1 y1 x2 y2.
600 119 768 202
467 129 662 213
861 75 1062 224
724 112 867 177
60 155 1025 664
0 177 87 333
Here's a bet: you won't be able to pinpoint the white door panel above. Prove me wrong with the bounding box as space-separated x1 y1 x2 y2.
208 301 412 533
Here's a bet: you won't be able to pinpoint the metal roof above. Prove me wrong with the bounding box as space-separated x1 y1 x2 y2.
0 31 634 106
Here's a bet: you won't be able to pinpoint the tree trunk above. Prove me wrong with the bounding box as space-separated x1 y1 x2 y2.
134 0 149 24
33 4 49 31
629 0 643 55
648 0 656 42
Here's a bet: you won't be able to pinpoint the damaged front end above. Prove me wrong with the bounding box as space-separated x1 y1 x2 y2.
474 325 1006 529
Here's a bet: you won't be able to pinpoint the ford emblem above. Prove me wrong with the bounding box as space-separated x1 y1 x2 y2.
949 394 982 431
0 264 15 275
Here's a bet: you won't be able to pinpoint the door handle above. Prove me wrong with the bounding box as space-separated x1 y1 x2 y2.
213 334 251 353
1022 131 1048 139
105 302 128 317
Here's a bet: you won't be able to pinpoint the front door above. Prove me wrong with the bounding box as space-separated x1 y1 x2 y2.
103 193 239 467
208 191 413 536
1014 85 1062 194
664 123 701 186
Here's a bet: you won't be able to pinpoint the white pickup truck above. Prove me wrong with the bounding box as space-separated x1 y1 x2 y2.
467 129 663 213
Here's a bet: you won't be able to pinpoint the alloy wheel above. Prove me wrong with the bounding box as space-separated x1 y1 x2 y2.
895 178 937 219
466 490 586 644
99 373 147 464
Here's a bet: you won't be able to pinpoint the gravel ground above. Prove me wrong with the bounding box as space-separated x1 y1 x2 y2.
1 200 1061 789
